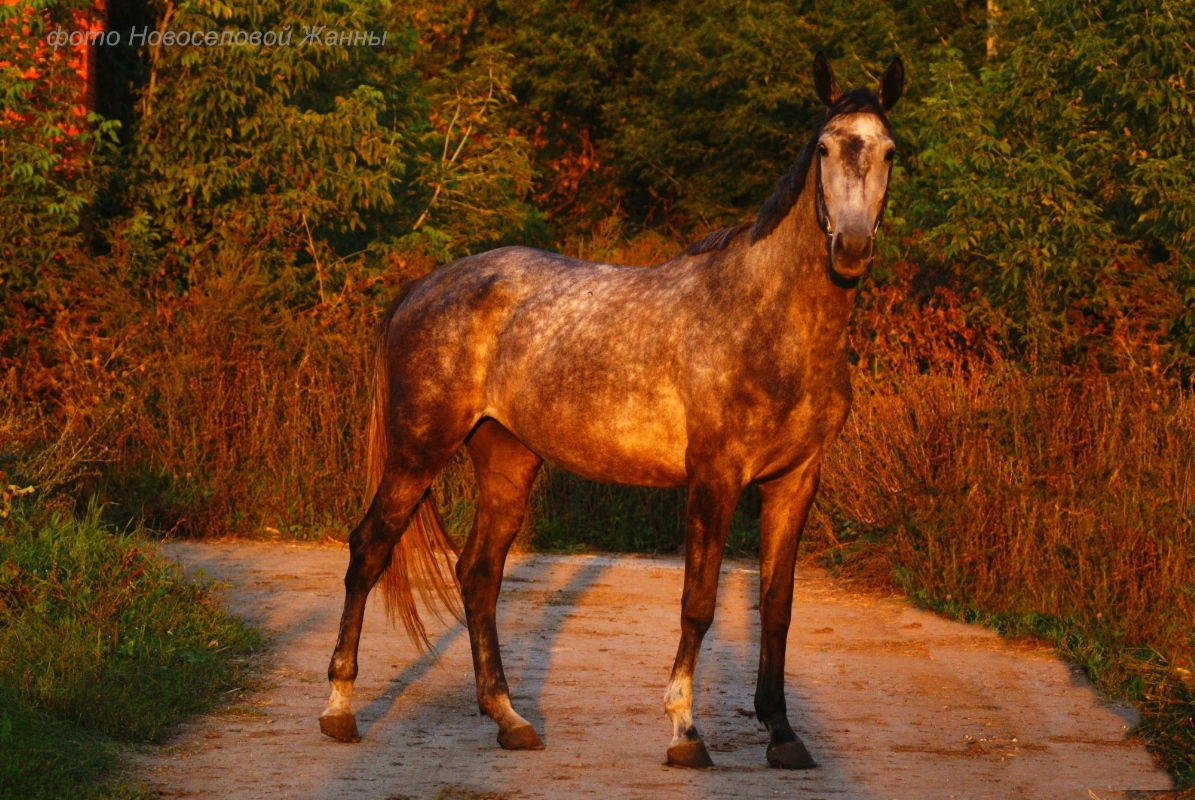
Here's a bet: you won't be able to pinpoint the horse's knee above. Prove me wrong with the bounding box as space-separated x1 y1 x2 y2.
681 604 715 638
760 611 791 639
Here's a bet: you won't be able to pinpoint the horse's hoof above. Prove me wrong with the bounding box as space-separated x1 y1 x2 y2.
498 723 544 750
766 739 816 769
319 712 360 743
666 739 715 768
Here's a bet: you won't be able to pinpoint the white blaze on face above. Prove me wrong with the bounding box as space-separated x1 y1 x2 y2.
817 113 895 238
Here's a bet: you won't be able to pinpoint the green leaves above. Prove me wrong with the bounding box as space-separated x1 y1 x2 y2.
895 0 1195 367
3 0 1192 373
402 39 544 258
0 1 120 308
126 0 416 284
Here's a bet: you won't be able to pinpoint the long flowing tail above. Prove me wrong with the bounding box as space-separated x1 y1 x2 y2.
366 284 463 653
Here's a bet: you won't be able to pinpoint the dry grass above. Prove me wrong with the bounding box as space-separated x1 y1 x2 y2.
815 366 1195 782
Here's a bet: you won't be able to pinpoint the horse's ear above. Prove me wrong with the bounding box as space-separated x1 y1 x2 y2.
813 52 840 107
879 57 904 112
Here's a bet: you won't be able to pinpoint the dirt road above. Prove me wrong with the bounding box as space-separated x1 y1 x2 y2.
134 541 1173 799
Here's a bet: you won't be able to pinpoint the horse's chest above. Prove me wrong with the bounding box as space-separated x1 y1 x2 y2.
741 362 853 476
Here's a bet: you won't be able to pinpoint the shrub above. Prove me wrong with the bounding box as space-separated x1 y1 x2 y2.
0 0 119 318
896 0 1195 366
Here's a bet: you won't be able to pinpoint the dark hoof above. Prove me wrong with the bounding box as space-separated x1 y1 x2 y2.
319 712 360 743
766 739 816 769
498 723 544 750
667 739 715 768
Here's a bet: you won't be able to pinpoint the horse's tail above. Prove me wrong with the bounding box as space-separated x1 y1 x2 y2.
365 281 463 654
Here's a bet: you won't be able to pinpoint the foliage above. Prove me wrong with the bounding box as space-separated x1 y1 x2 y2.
411 0 954 235
896 0 1195 363
122 0 541 291
0 0 119 312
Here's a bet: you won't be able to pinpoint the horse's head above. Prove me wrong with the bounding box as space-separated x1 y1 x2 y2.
811 53 903 280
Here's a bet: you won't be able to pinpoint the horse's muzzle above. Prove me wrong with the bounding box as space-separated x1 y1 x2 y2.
829 231 873 279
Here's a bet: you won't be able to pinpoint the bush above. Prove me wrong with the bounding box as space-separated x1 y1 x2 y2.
895 0 1195 365
0 0 119 316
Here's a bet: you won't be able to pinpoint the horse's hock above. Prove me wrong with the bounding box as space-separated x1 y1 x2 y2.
134 540 1174 799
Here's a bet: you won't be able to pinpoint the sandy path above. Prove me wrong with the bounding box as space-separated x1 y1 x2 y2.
134 540 1173 800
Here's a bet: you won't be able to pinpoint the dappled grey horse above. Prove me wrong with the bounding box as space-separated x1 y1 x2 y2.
321 52 903 769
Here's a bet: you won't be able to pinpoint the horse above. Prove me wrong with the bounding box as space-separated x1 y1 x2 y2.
320 52 904 770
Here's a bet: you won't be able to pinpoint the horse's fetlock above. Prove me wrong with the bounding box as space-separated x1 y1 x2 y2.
328 654 357 682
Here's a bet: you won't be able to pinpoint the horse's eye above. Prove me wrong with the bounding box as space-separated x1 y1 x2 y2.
817 143 829 157
884 149 896 162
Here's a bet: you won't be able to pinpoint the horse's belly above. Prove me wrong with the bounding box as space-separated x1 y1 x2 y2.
492 391 690 489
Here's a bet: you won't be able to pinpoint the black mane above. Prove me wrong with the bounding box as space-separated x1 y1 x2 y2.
680 221 753 257
681 87 891 258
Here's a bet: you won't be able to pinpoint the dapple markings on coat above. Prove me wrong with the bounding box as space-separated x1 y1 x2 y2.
320 52 904 770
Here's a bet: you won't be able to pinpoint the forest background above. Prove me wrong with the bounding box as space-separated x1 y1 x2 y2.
2 0 1194 795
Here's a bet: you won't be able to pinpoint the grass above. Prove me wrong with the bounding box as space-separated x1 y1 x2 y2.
0 506 263 739
0 414 264 799
0 701 153 800
0 505 262 798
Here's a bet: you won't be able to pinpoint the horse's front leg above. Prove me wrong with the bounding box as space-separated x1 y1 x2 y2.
664 469 740 768
754 461 821 769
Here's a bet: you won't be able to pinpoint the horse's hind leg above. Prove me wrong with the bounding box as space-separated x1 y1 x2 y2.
457 420 544 750
754 463 820 769
320 465 443 742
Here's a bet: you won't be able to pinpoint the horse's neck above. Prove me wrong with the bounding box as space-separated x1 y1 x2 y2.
739 190 856 352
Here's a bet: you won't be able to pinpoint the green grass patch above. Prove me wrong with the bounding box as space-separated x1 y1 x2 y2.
0 700 152 800
0 505 262 798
